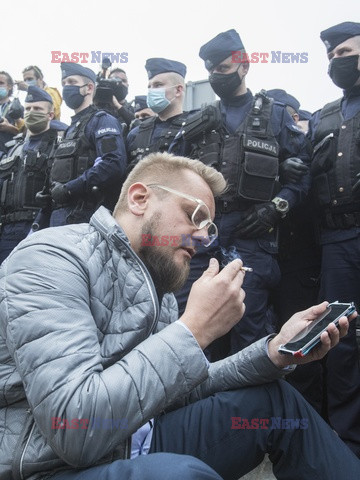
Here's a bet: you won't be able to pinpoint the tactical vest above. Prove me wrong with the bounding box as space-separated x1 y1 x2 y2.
184 92 280 207
128 113 188 168
50 106 99 188
0 129 58 221
311 98 360 224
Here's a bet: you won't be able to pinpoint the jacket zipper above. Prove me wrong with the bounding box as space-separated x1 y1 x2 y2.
19 422 35 480
111 231 160 334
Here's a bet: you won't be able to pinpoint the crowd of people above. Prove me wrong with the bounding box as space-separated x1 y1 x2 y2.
0 20 360 480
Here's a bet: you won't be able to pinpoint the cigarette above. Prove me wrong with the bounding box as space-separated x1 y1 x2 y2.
241 266 253 272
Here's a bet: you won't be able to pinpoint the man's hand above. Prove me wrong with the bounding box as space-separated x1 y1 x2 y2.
268 301 357 368
112 95 123 111
279 157 308 184
234 202 280 239
0 117 18 134
15 80 29 92
180 258 246 349
50 182 71 205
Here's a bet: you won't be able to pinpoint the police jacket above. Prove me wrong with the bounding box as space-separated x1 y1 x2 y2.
308 86 360 242
0 129 57 224
0 100 24 156
126 113 188 169
176 90 310 211
50 105 127 209
0 206 288 479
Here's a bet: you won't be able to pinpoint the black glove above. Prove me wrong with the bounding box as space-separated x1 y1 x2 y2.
35 189 52 208
279 158 308 184
50 182 71 205
234 202 280 239
352 173 360 198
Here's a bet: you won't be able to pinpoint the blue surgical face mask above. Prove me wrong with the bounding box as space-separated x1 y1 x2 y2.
62 84 88 110
0 87 8 99
25 79 37 87
147 86 177 113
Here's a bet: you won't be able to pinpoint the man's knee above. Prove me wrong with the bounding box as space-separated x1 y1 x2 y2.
135 453 221 480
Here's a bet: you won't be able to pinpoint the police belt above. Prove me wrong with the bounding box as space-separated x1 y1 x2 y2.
215 199 244 213
1 210 37 225
322 211 360 229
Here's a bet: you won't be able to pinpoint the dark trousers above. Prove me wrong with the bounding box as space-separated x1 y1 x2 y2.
51 452 221 479
50 206 94 227
319 236 360 457
0 220 32 263
272 263 323 414
52 381 360 479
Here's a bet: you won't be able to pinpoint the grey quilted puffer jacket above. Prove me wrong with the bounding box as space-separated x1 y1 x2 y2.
0 206 287 479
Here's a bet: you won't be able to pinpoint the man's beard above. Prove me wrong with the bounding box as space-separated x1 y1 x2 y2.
138 213 190 296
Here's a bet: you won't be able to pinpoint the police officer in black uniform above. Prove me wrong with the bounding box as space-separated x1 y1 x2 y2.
174 30 311 358
267 89 323 414
126 58 188 170
49 62 127 227
128 95 156 132
0 86 58 263
308 21 360 457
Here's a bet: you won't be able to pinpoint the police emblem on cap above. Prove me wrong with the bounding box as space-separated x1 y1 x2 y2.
27 94 33 101
147 70 152 78
135 103 140 109
324 40 331 50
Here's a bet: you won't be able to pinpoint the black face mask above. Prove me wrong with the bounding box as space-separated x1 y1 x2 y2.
328 55 360 90
209 65 242 99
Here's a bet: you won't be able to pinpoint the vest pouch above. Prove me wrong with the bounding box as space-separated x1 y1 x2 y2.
14 169 47 209
311 133 337 176
0 158 18 208
198 132 222 169
312 173 331 207
77 156 91 176
50 139 79 183
237 151 278 201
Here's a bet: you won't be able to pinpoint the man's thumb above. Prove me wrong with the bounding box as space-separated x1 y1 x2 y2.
203 257 219 277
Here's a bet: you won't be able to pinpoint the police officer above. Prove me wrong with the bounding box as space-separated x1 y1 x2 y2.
267 89 323 414
108 68 135 128
128 95 157 132
308 21 360 457
49 62 127 227
174 30 311 358
0 86 58 263
0 71 24 157
126 58 188 170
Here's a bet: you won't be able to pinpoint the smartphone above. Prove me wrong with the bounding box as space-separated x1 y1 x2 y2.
278 301 356 358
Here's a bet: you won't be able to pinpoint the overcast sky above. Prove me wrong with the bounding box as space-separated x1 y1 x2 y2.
3 0 359 123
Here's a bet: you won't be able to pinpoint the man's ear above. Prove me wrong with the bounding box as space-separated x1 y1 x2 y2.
175 84 184 96
127 183 151 216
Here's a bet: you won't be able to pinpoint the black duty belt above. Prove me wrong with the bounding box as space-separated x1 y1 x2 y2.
322 211 360 229
215 199 244 213
1 210 37 224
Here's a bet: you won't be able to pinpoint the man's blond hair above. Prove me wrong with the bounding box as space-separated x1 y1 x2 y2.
113 152 226 215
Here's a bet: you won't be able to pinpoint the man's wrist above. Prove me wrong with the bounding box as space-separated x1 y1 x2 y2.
267 335 294 369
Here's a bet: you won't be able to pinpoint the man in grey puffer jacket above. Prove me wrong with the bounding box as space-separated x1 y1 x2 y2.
0 152 359 480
